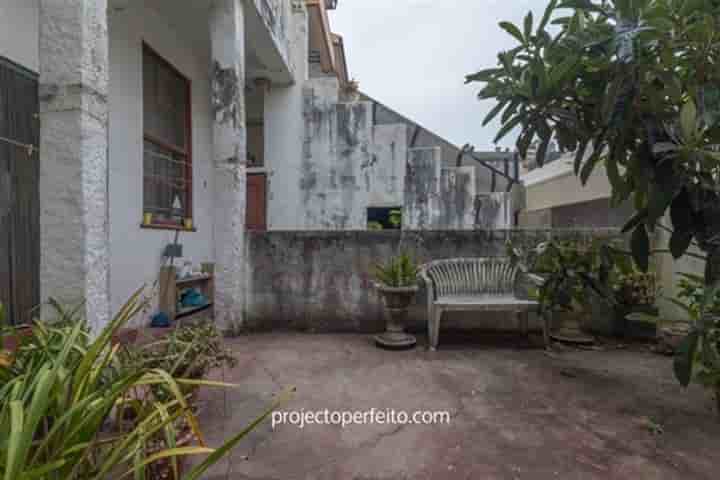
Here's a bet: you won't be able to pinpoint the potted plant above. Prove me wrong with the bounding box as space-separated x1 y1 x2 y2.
373 252 420 349
612 270 659 339
512 239 616 345
127 322 237 407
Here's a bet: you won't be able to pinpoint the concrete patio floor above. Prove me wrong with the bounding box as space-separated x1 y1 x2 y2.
195 333 720 479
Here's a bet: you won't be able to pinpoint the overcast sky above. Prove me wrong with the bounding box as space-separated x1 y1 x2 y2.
329 0 548 151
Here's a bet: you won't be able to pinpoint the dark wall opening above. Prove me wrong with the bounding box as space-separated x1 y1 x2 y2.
367 207 401 230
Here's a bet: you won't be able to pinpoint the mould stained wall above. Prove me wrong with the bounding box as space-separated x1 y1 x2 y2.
404 148 441 230
292 82 511 231
438 167 476 230
301 78 373 229
244 229 623 332
364 124 407 208
299 78 409 230
475 193 513 229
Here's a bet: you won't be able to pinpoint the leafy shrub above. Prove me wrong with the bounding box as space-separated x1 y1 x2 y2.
0 291 287 479
675 273 720 320
673 274 720 401
612 271 658 307
510 238 618 315
129 322 237 380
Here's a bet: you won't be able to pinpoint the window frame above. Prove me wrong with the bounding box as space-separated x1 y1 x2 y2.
141 42 194 231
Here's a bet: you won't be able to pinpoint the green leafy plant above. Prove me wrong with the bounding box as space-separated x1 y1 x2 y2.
511 238 617 316
0 290 289 479
374 253 419 288
672 273 720 408
368 221 384 231
675 273 720 319
388 210 402 229
124 323 238 411
469 0 720 390
129 322 237 381
613 270 658 307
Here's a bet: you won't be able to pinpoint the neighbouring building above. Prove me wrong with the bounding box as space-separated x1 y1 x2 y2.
0 0 519 330
519 149 634 229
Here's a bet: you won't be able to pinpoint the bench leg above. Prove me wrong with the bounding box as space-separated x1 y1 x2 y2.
429 307 442 351
518 310 529 337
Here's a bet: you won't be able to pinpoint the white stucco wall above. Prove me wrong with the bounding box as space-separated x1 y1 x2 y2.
0 0 39 72
366 124 407 208
108 3 215 320
271 73 411 231
523 153 612 212
264 4 309 230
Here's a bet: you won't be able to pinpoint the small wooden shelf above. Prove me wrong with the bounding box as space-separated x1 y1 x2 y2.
176 274 212 285
159 263 215 323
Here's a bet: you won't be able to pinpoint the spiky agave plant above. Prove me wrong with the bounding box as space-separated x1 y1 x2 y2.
374 253 419 288
0 288 290 480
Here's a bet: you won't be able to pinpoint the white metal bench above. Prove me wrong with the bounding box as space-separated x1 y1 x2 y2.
419 258 547 350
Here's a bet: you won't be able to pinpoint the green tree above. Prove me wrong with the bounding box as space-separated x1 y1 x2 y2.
467 0 720 387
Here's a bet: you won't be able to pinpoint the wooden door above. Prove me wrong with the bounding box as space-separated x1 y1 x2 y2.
0 58 40 325
246 173 267 231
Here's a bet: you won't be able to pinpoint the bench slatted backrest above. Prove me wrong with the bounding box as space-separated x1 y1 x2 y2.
420 258 518 297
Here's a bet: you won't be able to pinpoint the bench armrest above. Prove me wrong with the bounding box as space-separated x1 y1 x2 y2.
525 273 546 287
418 270 436 300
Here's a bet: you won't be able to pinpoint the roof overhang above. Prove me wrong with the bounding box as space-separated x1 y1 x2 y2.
332 34 349 85
306 0 336 74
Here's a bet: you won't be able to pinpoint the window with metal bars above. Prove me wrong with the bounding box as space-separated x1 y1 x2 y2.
142 44 192 229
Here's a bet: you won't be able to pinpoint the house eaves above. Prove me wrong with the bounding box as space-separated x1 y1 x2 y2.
306 0 336 74
332 33 349 85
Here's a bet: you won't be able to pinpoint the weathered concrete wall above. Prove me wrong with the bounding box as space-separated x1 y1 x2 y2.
404 149 512 230
404 148 440 229
264 3 309 230
0 0 38 72
267 59 509 231
274 77 410 230
244 229 619 333
366 93 515 195
475 192 513 230
366 124 406 207
438 167 476 230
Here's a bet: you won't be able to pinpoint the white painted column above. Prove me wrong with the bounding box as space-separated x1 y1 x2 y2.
38 0 110 331
210 0 247 331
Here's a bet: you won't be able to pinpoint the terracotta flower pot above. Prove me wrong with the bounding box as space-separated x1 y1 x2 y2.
2 325 33 353
614 304 659 339
552 310 594 345
374 284 419 349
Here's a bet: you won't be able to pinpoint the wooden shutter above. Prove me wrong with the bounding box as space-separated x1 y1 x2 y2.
0 58 40 325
